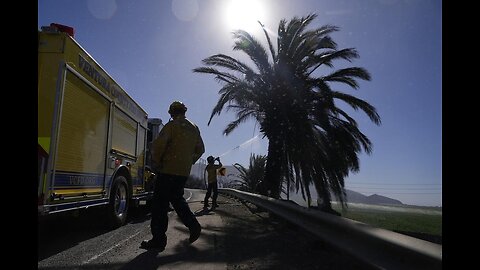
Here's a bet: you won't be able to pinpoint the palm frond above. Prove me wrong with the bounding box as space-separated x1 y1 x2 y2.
232 30 271 74
306 48 360 76
311 24 340 39
224 110 256 135
332 91 381 125
316 35 337 50
208 91 230 125
324 67 371 87
202 54 257 78
277 19 287 57
333 107 358 127
285 14 318 56
192 66 240 84
258 20 277 64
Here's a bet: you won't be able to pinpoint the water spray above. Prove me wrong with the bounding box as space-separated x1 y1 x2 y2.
217 134 260 158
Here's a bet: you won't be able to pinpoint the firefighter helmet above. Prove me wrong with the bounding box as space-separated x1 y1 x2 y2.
168 101 187 115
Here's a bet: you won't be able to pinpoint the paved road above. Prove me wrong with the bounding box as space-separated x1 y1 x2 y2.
38 189 226 270
38 189 372 270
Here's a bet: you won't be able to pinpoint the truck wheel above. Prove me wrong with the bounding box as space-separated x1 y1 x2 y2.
108 176 129 228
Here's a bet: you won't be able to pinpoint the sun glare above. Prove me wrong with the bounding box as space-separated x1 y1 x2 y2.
224 0 265 33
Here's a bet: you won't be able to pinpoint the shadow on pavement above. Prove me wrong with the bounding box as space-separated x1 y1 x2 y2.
119 245 215 270
38 195 375 270
38 205 151 262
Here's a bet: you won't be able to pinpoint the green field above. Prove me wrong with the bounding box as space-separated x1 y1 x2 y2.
331 203 442 237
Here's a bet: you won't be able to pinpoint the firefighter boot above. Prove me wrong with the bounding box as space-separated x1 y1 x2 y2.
189 223 202 244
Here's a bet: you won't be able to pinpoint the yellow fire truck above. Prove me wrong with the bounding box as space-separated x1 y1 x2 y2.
38 23 161 227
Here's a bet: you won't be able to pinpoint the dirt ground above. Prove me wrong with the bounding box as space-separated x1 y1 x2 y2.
214 194 375 270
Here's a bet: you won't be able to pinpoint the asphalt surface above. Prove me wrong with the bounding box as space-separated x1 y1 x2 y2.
38 189 373 270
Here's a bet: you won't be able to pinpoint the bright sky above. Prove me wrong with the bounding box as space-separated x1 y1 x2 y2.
38 0 442 206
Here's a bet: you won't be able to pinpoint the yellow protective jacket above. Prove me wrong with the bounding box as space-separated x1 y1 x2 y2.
205 163 222 184
152 116 205 177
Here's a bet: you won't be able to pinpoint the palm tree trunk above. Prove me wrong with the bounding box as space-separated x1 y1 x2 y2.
262 136 283 198
321 189 332 210
316 182 338 214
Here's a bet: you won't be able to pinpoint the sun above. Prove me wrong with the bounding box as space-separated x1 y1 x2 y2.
224 0 266 33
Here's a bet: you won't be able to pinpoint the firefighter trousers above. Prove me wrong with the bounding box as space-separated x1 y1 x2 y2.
204 182 218 207
150 173 200 244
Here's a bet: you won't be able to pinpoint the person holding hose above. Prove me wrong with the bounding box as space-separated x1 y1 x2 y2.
203 155 222 210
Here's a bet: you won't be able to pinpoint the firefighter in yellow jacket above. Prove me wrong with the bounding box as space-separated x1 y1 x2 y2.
141 101 205 250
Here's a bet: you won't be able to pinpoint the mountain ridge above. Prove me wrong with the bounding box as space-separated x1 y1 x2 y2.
343 189 403 205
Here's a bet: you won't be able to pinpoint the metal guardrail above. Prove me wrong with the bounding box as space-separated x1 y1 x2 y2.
219 188 442 270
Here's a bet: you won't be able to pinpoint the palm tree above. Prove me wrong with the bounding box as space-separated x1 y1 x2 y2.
193 14 380 211
231 154 266 193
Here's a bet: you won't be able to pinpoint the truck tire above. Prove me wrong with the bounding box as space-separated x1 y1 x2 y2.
107 176 129 228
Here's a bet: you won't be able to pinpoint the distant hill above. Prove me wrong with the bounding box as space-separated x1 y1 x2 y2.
365 193 403 205
343 189 403 205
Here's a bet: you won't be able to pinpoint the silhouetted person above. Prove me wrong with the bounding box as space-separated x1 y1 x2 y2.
203 156 222 210
141 101 205 250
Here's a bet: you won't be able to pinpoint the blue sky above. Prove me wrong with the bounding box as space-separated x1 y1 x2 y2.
38 0 442 206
